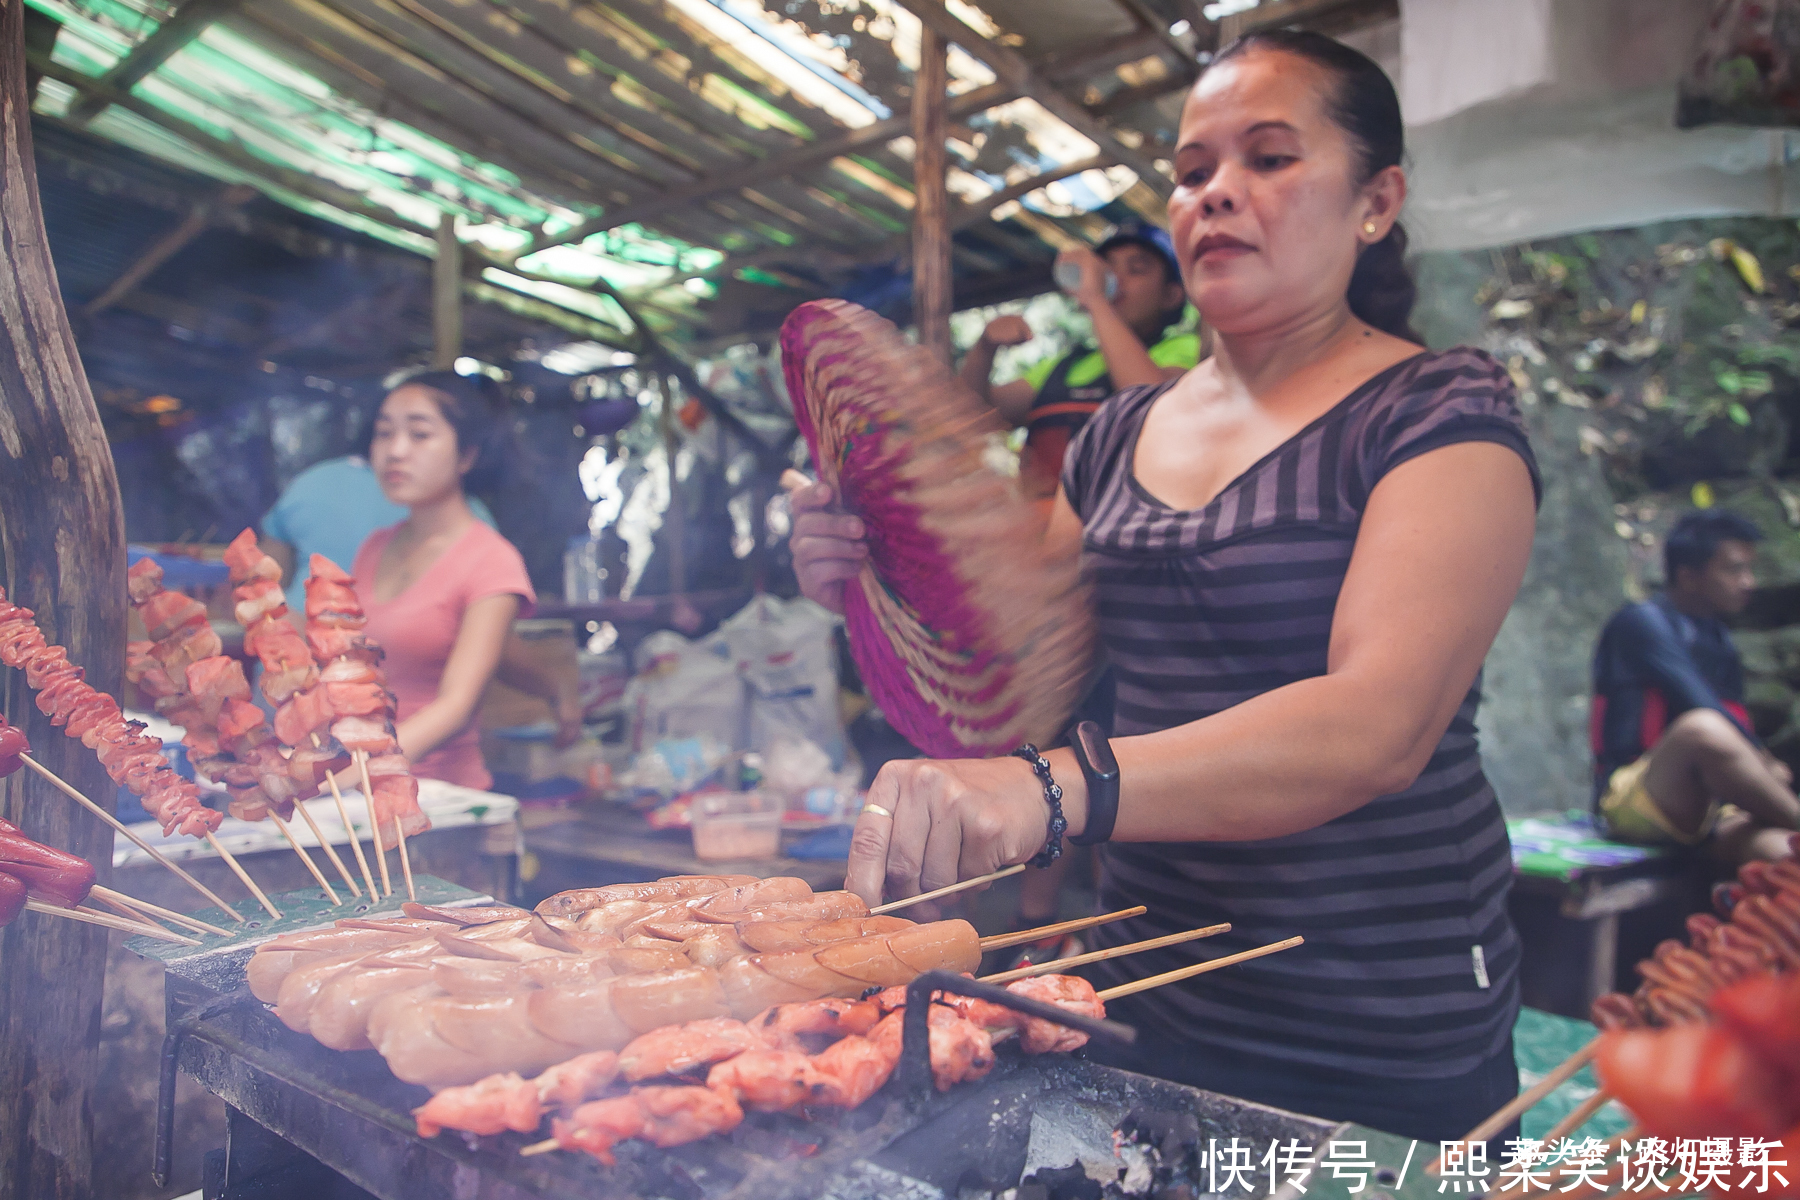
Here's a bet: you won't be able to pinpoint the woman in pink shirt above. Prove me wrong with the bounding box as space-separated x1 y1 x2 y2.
352 371 535 789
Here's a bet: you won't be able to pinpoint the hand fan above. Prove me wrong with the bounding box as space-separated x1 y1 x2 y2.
780 299 1094 758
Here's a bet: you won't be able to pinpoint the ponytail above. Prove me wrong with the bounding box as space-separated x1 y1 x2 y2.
1348 223 1419 342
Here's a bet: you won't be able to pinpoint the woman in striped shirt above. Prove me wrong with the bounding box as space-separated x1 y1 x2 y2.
791 31 1538 1142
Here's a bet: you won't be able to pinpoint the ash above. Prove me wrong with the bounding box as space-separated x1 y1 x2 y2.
1008 1107 1208 1200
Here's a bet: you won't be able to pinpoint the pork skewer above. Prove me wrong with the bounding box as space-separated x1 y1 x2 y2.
301 555 430 900
222 529 363 900
119 562 286 919
2 586 259 921
11 740 239 922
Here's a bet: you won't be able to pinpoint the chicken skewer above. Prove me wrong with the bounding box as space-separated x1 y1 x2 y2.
222 529 363 901
2 584 264 921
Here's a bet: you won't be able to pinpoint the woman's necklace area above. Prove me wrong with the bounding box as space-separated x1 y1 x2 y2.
377 524 457 601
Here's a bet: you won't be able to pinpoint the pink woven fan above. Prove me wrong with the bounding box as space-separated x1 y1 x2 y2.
780 299 1094 758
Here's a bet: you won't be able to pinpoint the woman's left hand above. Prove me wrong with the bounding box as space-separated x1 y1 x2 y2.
845 755 1052 917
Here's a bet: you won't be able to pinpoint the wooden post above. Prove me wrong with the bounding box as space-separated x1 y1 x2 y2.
432 211 463 369
911 25 952 365
0 5 129 1198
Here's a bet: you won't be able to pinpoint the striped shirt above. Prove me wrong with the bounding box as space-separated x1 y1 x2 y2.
1063 347 1540 1081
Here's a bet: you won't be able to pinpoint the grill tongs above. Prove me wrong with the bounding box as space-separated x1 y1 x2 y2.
896 970 1138 1097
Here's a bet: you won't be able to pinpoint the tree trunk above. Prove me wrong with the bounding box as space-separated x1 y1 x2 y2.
0 6 129 1199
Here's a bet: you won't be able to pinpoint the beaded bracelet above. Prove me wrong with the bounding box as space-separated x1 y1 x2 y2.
1010 743 1066 868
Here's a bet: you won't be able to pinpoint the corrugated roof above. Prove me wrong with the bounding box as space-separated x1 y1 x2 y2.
25 0 1392 347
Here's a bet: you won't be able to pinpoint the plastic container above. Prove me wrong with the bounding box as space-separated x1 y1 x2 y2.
690 791 782 862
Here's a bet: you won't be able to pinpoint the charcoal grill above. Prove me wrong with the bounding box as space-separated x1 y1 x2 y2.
136 879 1440 1200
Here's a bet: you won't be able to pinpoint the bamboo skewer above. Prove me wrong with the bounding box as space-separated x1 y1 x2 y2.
980 922 1233 984
870 864 1025 914
356 752 392 898
268 810 341 905
91 889 162 927
293 801 361 900
204 832 282 920
1535 1090 1615 1147
17 752 245 922
89 885 230 937
393 817 415 902
24 898 200 945
314 735 378 902
977 906 1147 952
1094 935 1305 1001
1432 1036 1600 1172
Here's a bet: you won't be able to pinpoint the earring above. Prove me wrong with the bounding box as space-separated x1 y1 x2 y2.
1363 220 1378 237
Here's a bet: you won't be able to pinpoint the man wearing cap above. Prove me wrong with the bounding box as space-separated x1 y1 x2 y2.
960 220 1198 500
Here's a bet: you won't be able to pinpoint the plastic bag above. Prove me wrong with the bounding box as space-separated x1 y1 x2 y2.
625 631 745 753
720 596 846 765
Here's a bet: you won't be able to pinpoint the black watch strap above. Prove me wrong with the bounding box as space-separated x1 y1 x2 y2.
1067 720 1120 846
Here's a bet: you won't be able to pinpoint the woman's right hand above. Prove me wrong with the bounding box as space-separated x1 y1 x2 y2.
783 473 867 616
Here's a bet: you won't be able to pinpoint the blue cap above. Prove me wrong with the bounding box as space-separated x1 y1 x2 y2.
1096 220 1180 280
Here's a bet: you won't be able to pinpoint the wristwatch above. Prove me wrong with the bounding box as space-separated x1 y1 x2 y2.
1067 720 1120 846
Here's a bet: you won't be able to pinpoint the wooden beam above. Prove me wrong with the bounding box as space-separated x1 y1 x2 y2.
513 29 1178 262
632 153 1110 301
30 54 435 242
1110 0 1201 75
432 212 462 368
890 0 1173 198
517 81 1010 260
69 0 247 123
82 183 254 318
0 6 129 1199
911 26 952 364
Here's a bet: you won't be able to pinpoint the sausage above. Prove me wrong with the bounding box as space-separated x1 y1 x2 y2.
736 916 913 954
401 902 532 926
0 871 24 926
309 963 435 1051
680 928 755 969
749 947 870 995
694 877 813 918
0 831 95 909
717 957 819 1015
535 875 760 919
695 891 868 926
431 993 585 1069
274 952 369 1032
610 967 731 1033
529 981 635 1051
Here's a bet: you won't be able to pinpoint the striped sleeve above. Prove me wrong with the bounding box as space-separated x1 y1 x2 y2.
1059 383 1163 520
1352 349 1542 508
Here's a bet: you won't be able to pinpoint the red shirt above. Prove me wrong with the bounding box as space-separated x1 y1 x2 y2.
352 521 535 789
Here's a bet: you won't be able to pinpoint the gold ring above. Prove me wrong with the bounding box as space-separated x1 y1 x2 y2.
862 802 894 820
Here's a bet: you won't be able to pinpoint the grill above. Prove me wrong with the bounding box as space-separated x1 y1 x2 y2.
140 879 1431 1200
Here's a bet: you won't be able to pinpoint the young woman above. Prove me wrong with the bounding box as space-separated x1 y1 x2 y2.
353 371 535 790
789 32 1539 1142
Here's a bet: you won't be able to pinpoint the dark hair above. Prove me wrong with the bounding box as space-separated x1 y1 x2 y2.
1210 29 1419 341
379 369 512 495
1664 509 1763 583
